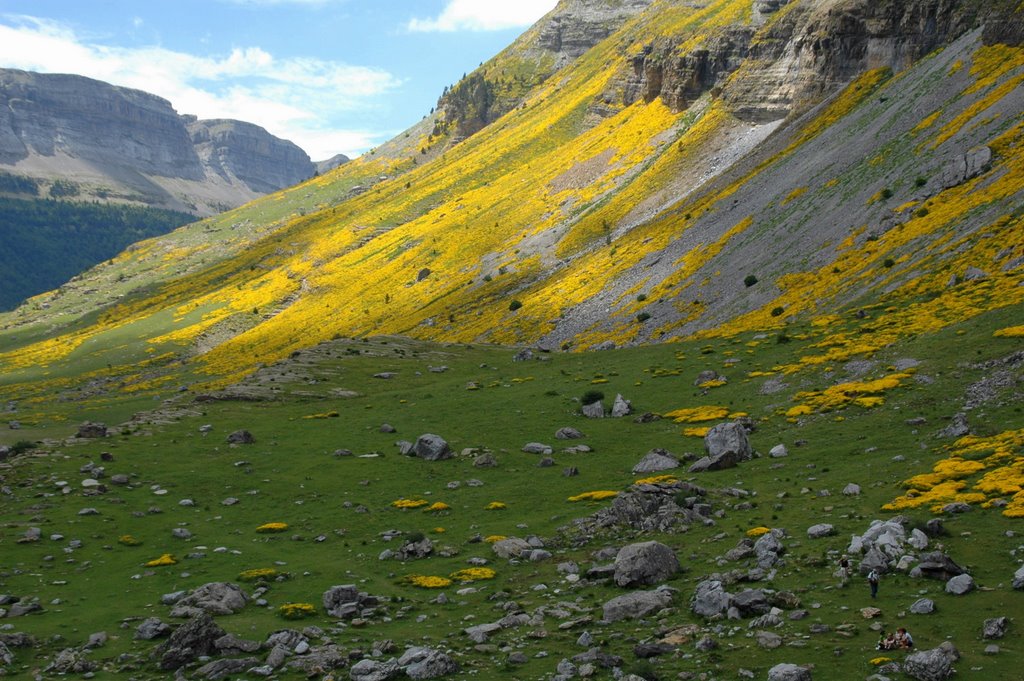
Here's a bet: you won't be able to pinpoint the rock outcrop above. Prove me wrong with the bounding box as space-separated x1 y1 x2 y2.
0 68 315 215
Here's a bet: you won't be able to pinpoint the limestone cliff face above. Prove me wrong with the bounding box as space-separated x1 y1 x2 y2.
187 118 315 194
0 69 315 215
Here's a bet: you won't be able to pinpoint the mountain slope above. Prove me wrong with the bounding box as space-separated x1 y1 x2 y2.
0 0 1021 402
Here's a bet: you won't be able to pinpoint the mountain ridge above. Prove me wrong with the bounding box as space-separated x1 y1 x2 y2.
0 67 319 216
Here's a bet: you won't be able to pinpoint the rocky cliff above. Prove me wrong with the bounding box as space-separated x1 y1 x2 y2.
0 69 315 215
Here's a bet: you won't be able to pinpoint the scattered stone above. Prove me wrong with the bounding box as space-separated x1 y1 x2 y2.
631 449 679 474
555 427 584 440
135 617 171 640
807 523 834 539
581 401 605 418
45 648 97 674
610 394 632 417
76 422 108 438
690 422 752 472
349 658 401 681
322 585 381 620
842 483 861 496
937 413 970 439
473 453 497 468
522 442 553 455
380 423 396 433
903 643 959 681
196 657 261 679
413 434 452 461
767 663 812 681
944 574 975 595
982 617 1008 639
398 646 460 680
757 631 783 649
602 587 675 622
769 444 788 458
226 430 255 445
492 537 533 560
613 541 680 587
910 598 935 615
691 580 731 618
169 582 248 617
1013 565 1024 590
154 612 227 670
172 528 193 539
86 631 107 648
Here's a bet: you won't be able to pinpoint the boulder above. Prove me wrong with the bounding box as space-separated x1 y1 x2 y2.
169 582 248 617
522 442 552 455
581 401 605 418
610 394 632 417
413 434 452 461
135 617 171 640
398 647 460 680
196 658 261 679
931 579 972 608
842 483 861 496
903 644 959 681
76 422 108 438
1013 565 1024 590
226 429 255 444
631 449 679 474
613 541 680 587
807 523 834 539
602 587 675 622
555 427 584 440
731 589 768 616
44 648 97 674
767 663 812 681
349 658 402 681
754 530 785 568
769 444 788 458
322 584 379 620
704 422 752 461
154 612 226 670
910 598 935 614
691 579 731 618
913 552 965 581
492 537 533 560
982 616 1008 639
757 631 783 649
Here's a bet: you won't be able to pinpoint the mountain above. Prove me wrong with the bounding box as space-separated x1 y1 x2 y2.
0 1 1023 678
0 68 316 215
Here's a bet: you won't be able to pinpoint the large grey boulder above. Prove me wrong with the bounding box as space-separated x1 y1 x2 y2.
913 552 966 581
944 574 975 595
910 598 935 615
349 658 402 681
767 663 812 681
602 588 675 622
1014 565 1024 590
731 588 768 616
691 579 731 618
941 146 991 189
631 449 679 474
135 617 171 640
903 643 959 681
492 537 533 560
610 394 632 417
613 541 680 587
398 647 460 679
196 657 261 679
581 401 605 418
76 422 108 438
754 530 785 568
983 617 1008 639
154 612 226 670
169 582 248 617
413 434 452 461
807 523 834 539
322 584 379 619
555 427 584 440
690 421 752 471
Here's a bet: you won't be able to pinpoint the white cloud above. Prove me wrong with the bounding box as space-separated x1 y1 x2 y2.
0 15 400 159
407 0 557 33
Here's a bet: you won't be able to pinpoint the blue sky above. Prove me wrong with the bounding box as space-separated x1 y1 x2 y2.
0 0 558 160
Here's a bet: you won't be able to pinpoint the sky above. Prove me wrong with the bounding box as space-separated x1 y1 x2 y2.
0 0 559 160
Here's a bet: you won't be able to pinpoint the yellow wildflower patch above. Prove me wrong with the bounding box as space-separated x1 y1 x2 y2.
682 426 711 437
634 475 679 485
424 502 450 512
255 522 289 533
144 553 177 567
118 535 142 546
450 567 496 582
391 499 429 509
404 574 453 589
238 568 280 582
746 527 771 537
278 602 316 620
664 405 730 422
568 490 619 502
483 535 507 543
994 325 1024 338
486 501 507 510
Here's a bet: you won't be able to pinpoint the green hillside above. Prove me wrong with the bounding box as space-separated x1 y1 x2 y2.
0 0 1022 678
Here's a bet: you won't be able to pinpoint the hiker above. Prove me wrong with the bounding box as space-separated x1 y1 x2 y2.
837 555 851 586
867 567 880 598
877 632 898 650
895 627 914 649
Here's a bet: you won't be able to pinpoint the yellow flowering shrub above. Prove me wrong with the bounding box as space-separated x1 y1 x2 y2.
432 527 446 533
568 490 619 502
255 522 289 533
391 499 429 509
663 405 730 422
486 501 507 510
404 574 453 589
118 534 142 546
424 502 450 512
278 602 317 620
484 535 507 543
994 325 1024 338
144 553 177 567
682 426 711 437
746 527 771 537
634 475 679 485
450 567 496 582
238 568 280 582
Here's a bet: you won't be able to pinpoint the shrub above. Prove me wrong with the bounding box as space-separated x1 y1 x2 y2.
636 312 651 323
144 553 177 567
404 574 452 588
883 258 895 268
770 306 785 317
255 522 289 533
776 331 791 344
238 568 281 582
486 501 507 510
508 300 522 311
118 535 142 546
636 293 647 302
278 602 316 620
743 274 758 287
915 207 929 218
624 660 660 680
9 440 35 455
880 187 893 199
404 531 426 544
580 390 604 406
914 176 927 187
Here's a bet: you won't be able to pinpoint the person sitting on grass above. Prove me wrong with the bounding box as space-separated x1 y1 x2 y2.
877 632 898 650
895 627 914 649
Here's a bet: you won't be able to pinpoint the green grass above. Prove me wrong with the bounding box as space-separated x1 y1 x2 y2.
1 302 1022 678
